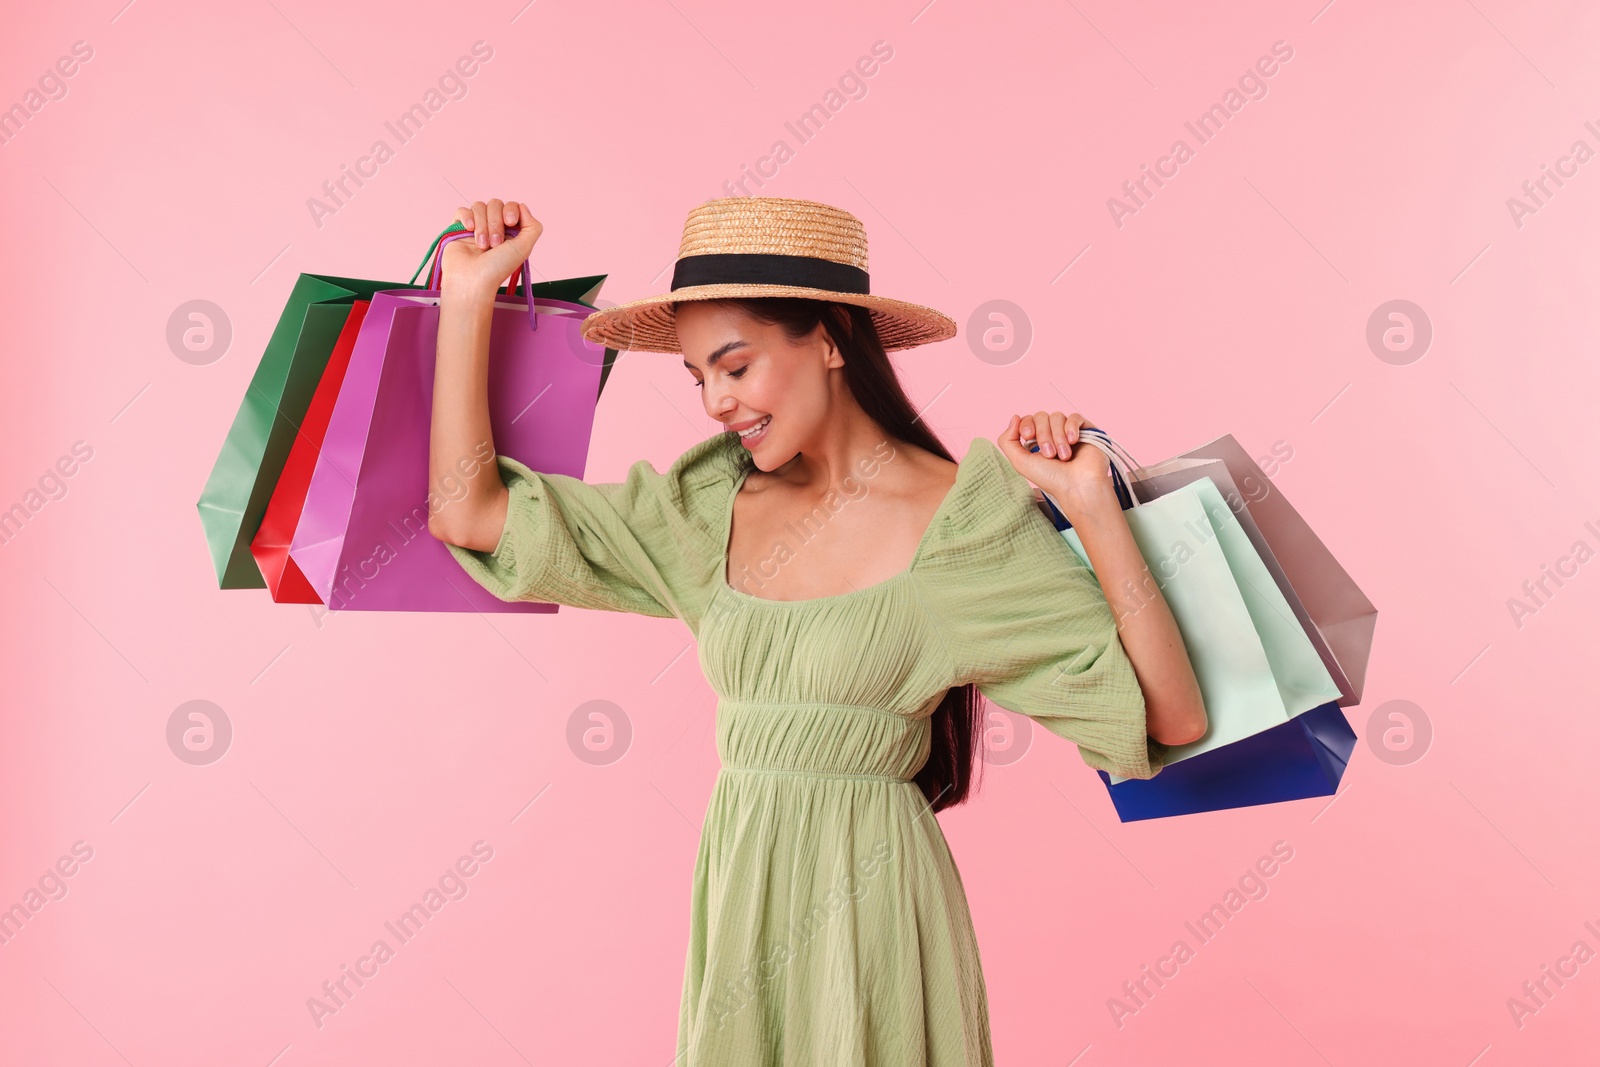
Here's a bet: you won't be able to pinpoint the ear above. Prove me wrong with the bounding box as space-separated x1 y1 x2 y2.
808 314 835 367
820 304 852 368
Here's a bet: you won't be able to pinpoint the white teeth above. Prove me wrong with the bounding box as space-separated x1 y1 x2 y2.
738 416 770 438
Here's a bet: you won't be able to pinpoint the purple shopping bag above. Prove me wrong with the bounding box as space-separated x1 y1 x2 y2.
289 230 609 612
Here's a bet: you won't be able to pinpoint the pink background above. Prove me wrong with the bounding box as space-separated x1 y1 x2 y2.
3 0 1599 1063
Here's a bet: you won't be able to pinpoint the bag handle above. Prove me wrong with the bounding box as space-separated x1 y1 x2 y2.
1031 426 1139 529
406 220 537 329
500 261 525 298
408 221 470 285
422 230 540 334
1081 426 1143 473
408 220 529 298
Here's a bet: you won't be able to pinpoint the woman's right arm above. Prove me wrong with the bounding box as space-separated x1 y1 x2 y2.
427 198 543 551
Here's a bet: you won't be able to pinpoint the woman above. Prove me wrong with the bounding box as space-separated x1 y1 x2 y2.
429 195 1205 1065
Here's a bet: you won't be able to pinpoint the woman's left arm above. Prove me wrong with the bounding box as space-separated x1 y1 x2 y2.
1001 411 1208 747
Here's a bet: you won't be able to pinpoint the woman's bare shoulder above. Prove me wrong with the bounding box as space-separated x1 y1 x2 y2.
878 438 958 507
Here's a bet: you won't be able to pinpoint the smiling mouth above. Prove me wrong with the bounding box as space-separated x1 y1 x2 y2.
735 415 771 442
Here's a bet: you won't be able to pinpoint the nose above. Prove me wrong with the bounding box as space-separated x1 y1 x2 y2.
702 377 736 419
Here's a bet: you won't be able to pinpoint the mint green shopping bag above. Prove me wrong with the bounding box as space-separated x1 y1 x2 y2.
1042 434 1344 784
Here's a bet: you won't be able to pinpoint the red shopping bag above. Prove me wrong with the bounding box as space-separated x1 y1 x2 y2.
249 299 371 602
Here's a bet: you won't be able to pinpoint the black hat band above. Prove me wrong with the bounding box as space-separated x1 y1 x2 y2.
670 252 870 295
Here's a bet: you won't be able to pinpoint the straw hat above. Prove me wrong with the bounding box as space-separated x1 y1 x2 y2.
578 196 957 354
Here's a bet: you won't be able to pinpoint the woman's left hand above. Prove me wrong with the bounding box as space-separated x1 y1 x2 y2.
996 410 1119 513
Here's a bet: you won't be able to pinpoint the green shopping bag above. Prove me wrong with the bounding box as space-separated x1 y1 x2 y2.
197 222 618 588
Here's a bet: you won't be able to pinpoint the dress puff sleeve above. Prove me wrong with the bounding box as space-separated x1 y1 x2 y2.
444 430 750 630
915 436 1168 781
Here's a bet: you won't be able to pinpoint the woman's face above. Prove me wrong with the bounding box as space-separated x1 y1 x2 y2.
675 301 841 470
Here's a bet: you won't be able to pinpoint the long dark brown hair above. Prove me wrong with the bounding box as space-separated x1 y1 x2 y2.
681 296 986 814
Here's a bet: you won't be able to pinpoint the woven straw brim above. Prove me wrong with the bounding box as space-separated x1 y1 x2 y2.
580 284 957 354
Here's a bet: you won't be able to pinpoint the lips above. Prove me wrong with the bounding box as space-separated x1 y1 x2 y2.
734 415 771 445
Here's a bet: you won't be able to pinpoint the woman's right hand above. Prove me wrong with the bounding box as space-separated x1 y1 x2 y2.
439 198 543 298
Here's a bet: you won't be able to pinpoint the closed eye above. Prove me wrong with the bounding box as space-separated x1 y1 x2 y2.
693 366 748 389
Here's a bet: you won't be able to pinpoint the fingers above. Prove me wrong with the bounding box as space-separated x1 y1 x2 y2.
996 413 1029 466
1008 411 1048 460
999 412 1022 448
505 204 543 253
1031 410 1060 458
457 199 535 249
1047 410 1069 459
486 198 506 248
1011 411 1092 460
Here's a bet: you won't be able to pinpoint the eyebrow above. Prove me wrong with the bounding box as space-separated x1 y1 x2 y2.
683 340 750 372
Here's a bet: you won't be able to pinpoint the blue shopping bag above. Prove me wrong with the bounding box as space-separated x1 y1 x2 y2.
1095 701 1356 821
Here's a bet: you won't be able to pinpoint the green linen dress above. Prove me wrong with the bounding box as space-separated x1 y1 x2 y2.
446 428 1167 1066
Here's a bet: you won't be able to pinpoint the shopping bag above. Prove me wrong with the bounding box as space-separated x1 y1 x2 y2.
1053 431 1376 708
1037 433 1344 782
197 221 616 590
249 261 592 603
1035 428 1361 819
1133 435 1376 707
198 223 463 588
288 228 610 612
1094 700 1356 821
247 299 371 603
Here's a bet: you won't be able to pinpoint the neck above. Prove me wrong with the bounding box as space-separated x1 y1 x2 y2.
769 392 898 495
